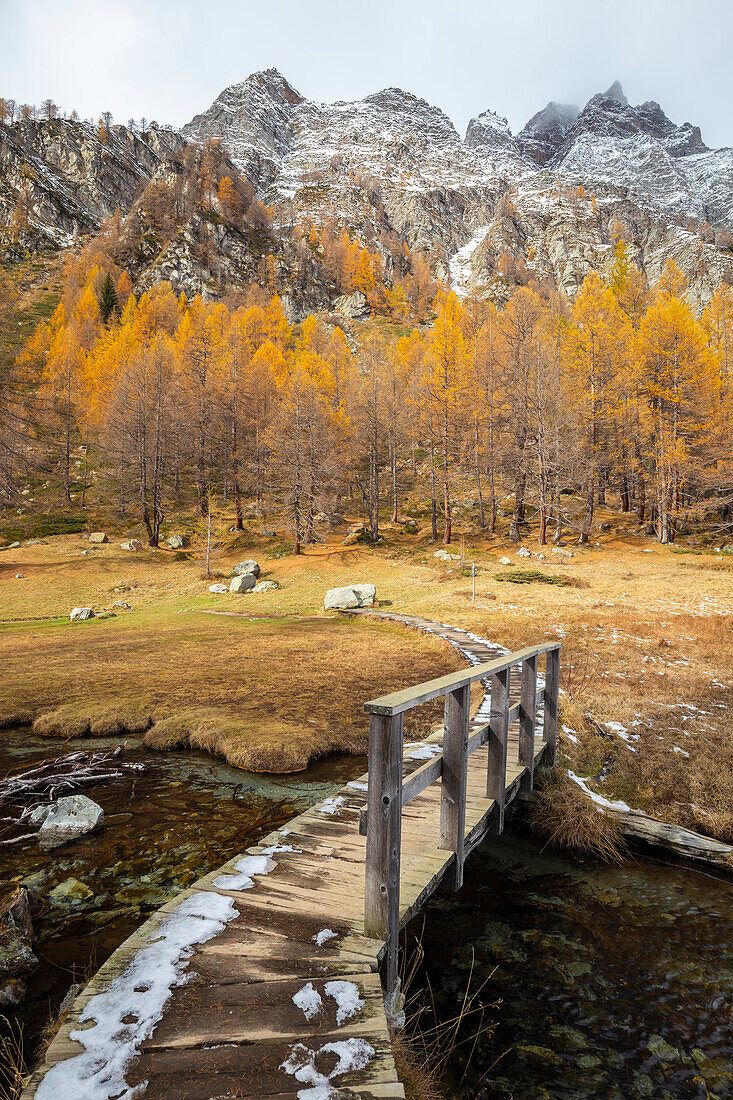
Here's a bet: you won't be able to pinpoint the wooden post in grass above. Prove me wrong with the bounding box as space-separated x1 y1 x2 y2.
364 711 403 992
440 683 470 890
487 668 510 833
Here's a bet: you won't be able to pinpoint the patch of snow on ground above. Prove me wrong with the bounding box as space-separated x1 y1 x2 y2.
293 982 323 1020
36 892 239 1099
313 929 338 946
562 725 579 744
213 853 275 891
280 1037 375 1099
567 770 633 813
347 780 368 791
318 796 346 815
408 744 443 760
448 227 492 298
213 844 298 890
324 980 364 1025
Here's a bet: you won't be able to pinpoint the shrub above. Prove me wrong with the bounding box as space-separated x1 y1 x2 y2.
495 569 569 586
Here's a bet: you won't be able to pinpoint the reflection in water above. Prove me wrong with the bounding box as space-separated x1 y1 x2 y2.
407 829 733 1099
1 728 364 1065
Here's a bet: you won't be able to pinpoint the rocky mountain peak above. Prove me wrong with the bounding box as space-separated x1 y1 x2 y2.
603 80 628 106
516 101 579 166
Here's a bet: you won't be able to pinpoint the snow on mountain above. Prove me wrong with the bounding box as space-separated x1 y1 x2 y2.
548 82 730 227
2 71 731 306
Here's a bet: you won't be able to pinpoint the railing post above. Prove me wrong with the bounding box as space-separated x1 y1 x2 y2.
440 684 470 891
543 648 560 766
364 711 403 993
487 668 510 834
519 654 538 797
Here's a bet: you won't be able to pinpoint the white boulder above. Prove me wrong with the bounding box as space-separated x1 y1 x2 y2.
517 547 531 558
229 573 256 593
499 556 512 565
324 584 376 610
120 539 143 551
232 559 261 578
253 580 279 592
434 549 459 562
88 532 108 544
165 534 187 549
69 607 94 622
38 796 104 850
208 583 228 594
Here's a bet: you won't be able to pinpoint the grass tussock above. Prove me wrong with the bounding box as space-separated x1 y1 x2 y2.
5 615 462 772
531 768 626 863
0 1016 26 1100
144 708 344 772
391 1031 447 1100
31 705 152 740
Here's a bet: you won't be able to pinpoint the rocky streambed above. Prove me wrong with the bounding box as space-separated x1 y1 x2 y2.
407 827 733 1099
0 727 363 1078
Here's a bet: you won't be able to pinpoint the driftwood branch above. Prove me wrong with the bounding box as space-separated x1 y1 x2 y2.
0 747 147 834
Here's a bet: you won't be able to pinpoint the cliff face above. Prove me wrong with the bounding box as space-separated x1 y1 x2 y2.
0 118 184 257
2 73 732 307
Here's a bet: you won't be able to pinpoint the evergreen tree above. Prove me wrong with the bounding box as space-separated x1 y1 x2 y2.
99 273 118 323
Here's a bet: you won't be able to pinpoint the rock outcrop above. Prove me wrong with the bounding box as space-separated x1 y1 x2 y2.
324 584 376 610
0 888 37 1007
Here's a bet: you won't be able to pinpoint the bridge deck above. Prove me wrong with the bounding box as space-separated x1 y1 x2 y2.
23 619 553 1099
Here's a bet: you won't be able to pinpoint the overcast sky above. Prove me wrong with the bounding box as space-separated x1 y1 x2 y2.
3 0 731 146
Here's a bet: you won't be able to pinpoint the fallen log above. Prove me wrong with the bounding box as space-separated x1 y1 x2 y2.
606 806 733 870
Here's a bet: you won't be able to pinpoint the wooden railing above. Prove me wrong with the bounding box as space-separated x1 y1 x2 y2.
362 642 561 990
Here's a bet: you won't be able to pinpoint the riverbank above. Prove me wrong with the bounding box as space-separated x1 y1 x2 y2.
1 523 731 839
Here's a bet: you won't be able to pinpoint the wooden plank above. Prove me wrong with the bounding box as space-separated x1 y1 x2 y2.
467 722 489 754
439 683 470 890
401 753 443 805
365 642 560 715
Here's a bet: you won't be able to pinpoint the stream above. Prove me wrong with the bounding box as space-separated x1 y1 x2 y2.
406 826 733 1099
2 730 732 1098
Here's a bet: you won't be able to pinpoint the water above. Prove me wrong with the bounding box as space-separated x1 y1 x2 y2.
406 828 733 1099
0 728 363 1066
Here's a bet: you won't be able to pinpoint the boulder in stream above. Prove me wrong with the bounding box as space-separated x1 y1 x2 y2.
37 794 104 850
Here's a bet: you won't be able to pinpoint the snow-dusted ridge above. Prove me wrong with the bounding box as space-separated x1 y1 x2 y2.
183 70 733 235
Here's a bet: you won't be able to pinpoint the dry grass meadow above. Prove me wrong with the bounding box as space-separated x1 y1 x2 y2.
1 510 731 836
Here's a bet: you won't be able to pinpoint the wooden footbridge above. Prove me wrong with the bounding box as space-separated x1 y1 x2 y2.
24 617 560 1099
